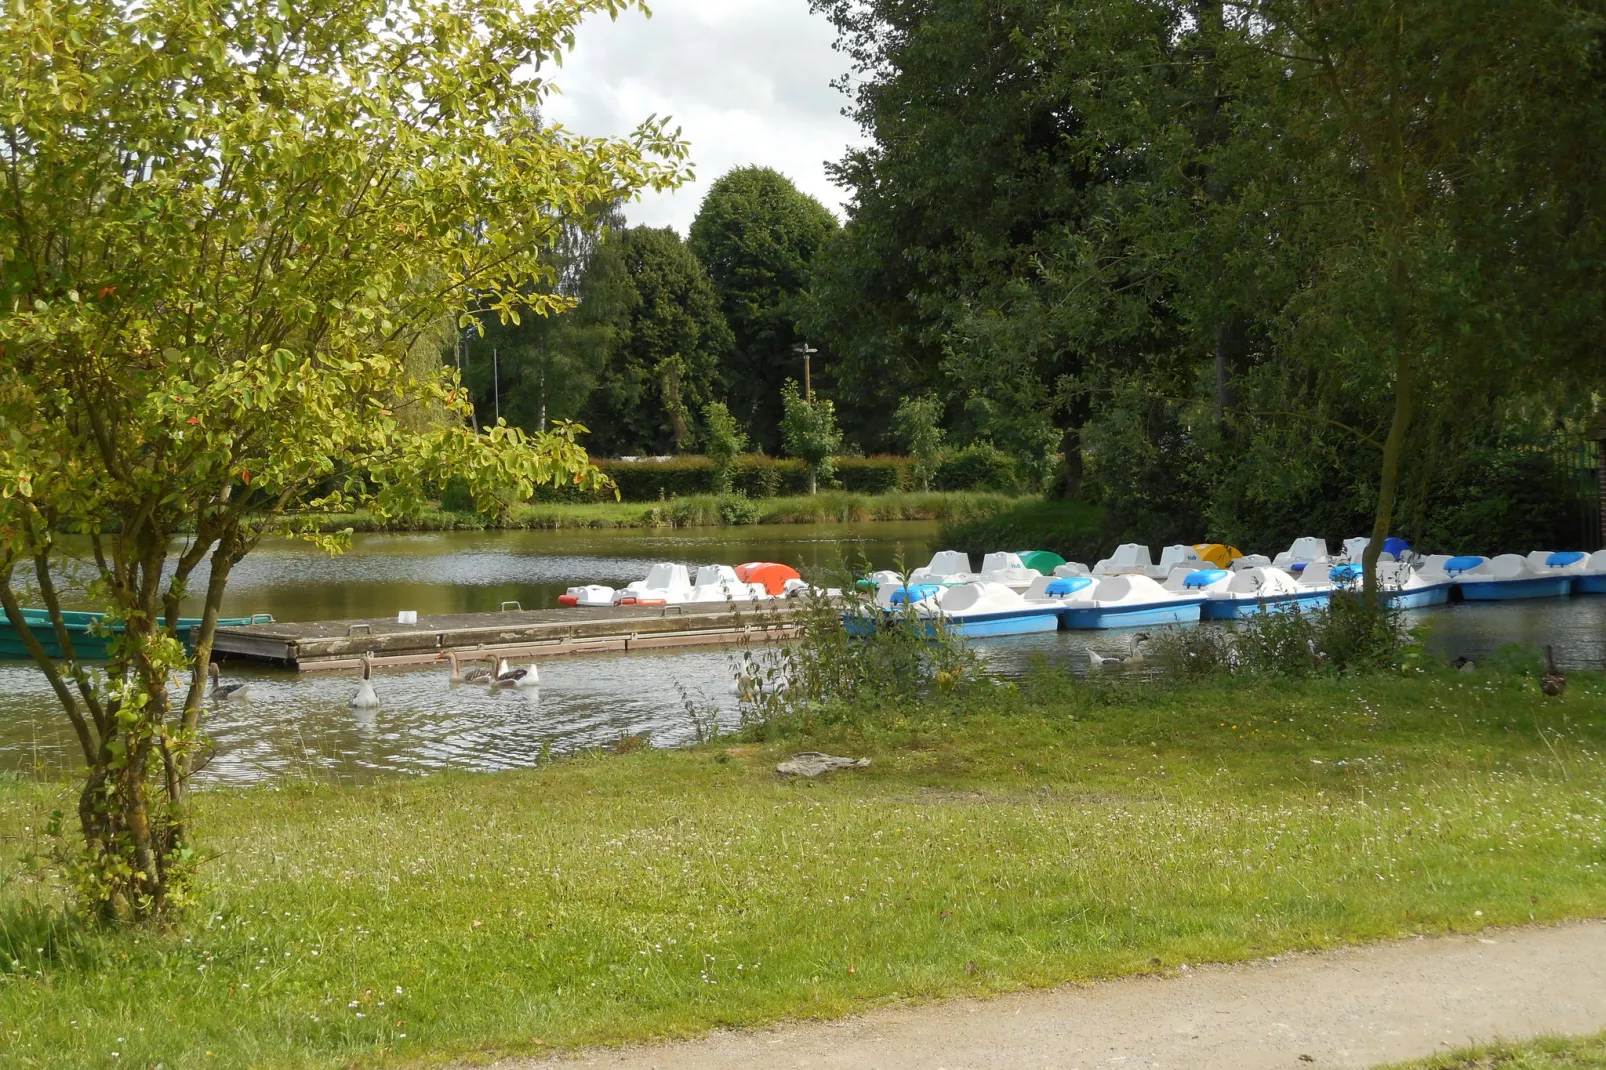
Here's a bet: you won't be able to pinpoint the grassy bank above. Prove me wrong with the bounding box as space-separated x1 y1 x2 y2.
939 497 1107 561
304 490 1018 533
1 668 1603 1067
1392 1033 1606 1068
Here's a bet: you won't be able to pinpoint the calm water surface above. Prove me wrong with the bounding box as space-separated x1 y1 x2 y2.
1 523 1601 784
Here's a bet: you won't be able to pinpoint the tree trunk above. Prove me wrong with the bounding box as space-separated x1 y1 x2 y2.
1364 229 1414 605
808 467 818 495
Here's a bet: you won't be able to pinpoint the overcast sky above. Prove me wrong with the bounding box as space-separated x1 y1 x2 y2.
543 0 867 234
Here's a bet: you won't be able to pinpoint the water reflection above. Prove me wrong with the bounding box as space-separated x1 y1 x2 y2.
212 523 940 622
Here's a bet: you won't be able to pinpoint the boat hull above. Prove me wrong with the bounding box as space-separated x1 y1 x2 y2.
1456 577 1573 601
1386 584 1453 609
0 610 273 660
942 609 1063 638
1573 575 1606 595
1201 590 1331 620
843 606 1062 639
1060 600 1203 630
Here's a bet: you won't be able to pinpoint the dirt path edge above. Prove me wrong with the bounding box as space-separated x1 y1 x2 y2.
505 919 1606 1070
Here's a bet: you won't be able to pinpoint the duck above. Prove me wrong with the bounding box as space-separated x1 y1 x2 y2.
438 650 494 686
494 658 539 689
1088 633 1151 669
206 661 249 701
1541 645 1566 698
350 656 380 708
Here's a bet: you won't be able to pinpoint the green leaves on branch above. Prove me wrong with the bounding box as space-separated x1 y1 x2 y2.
0 0 686 919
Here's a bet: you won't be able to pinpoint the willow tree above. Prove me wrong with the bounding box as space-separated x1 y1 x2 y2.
0 0 687 919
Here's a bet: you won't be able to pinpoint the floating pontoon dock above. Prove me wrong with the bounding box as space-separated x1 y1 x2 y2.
213 602 802 672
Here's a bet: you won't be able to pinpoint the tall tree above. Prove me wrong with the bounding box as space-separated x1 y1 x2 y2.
462 206 634 433
688 167 838 451
0 0 684 919
580 227 733 456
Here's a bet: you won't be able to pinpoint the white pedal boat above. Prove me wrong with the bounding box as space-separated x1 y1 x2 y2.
1325 561 1451 609
1271 537 1332 575
913 581 1063 637
978 552 1043 592
1057 574 1206 629
1419 554 1573 601
1200 565 1328 619
558 584 617 608
908 550 979 586
1574 550 1606 595
1526 551 1592 593
1091 544 1203 580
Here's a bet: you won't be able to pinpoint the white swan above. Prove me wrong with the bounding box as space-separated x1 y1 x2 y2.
350 657 380 708
494 658 539 689
207 662 249 701
438 650 494 686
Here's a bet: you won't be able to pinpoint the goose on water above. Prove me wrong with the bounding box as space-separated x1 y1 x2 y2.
350 657 380 708
438 650 494 685
207 661 249 701
495 658 539 689
1541 645 1566 698
1088 633 1151 669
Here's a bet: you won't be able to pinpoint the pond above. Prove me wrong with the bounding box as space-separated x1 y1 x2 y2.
1 523 1601 785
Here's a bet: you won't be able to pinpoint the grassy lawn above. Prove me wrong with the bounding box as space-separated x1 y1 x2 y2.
0 667 1602 1067
306 490 1017 533
1390 1033 1606 1068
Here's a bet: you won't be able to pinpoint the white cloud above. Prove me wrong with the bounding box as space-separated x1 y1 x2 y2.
543 0 866 234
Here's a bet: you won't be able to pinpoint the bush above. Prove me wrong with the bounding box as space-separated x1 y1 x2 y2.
940 498 1107 562
599 456 714 500
439 477 477 513
717 494 763 525
934 443 1020 493
836 456 912 493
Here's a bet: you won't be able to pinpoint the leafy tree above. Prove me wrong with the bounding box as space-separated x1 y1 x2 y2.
0 0 684 919
688 167 838 451
892 394 946 491
701 402 749 495
580 227 733 456
780 381 844 494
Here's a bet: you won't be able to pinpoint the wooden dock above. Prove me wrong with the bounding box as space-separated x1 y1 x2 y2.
213 602 802 672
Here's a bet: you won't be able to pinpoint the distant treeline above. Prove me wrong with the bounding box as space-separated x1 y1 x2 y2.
458 2 1606 551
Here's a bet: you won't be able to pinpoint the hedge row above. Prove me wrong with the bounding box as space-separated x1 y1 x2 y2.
588 448 1020 502
439 447 1024 509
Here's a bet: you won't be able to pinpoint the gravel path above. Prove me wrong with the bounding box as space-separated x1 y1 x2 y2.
515 920 1606 1069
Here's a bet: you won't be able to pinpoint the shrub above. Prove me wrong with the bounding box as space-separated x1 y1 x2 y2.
702 401 748 495
836 456 912 493
940 498 1107 562
717 494 762 525
440 476 477 513
934 443 1019 493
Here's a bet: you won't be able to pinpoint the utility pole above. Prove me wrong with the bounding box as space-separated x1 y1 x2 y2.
793 342 818 401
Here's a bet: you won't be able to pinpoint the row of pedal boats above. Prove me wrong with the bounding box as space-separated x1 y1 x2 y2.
851 538 1606 638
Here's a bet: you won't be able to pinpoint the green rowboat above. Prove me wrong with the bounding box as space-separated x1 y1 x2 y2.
0 609 274 660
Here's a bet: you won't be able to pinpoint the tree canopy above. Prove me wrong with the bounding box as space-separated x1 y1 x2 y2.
689 167 839 451
579 226 733 457
807 0 1606 557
